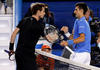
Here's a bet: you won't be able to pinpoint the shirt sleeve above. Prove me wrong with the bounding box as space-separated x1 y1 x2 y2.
78 20 86 34
16 18 26 29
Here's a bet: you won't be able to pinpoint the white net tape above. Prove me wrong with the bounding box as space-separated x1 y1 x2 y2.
35 49 100 70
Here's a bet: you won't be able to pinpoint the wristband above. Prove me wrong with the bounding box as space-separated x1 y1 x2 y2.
98 43 100 49
9 43 14 50
67 40 74 46
59 31 64 35
65 32 71 37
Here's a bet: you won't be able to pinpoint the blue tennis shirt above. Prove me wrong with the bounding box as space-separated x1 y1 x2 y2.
73 16 91 53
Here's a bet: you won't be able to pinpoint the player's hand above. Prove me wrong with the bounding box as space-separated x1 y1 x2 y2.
97 38 100 43
9 50 14 56
61 26 68 34
60 40 68 46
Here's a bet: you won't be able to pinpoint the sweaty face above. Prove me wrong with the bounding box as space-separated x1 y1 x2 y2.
39 7 45 18
74 6 82 18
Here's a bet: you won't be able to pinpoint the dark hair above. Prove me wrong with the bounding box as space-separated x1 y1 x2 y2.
31 3 45 15
75 2 88 15
90 9 93 18
44 3 48 7
1 0 4 3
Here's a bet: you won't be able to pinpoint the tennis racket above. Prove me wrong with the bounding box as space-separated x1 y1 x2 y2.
4 49 15 61
44 24 74 54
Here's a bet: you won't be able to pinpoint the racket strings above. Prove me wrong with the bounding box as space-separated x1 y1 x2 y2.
44 25 60 43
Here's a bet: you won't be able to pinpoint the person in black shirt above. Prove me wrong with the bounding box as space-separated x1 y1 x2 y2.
43 4 54 25
9 3 45 70
38 4 54 25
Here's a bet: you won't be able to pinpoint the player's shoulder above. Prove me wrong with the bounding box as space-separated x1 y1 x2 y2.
23 17 38 23
78 18 87 25
23 17 32 21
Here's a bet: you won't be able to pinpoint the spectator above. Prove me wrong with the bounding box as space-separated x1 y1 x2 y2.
97 31 100 49
36 45 55 70
0 0 12 14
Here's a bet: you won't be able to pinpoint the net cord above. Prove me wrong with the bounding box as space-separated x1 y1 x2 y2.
35 49 100 70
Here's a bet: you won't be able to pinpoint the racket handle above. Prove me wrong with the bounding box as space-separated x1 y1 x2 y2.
4 49 9 54
65 46 74 54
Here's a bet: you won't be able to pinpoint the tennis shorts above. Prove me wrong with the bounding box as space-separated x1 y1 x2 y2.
70 52 91 65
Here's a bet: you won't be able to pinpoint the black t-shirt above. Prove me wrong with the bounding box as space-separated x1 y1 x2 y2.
38 12 54 25
16 17 45 52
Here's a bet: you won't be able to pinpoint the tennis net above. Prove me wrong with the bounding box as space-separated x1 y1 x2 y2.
35 49 100 70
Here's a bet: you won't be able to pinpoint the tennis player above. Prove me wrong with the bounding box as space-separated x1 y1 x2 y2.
9 3 45 70
60 2 91 65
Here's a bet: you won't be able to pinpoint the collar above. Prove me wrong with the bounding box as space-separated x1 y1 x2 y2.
78 16 85 21
31 17 38 22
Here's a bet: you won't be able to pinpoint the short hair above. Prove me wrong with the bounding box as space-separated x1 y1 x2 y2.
30 3 36 9
31 3 45 15
44 3 48 7
75 2 88 15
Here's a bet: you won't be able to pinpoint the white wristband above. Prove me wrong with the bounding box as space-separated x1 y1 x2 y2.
98 43 100 49
65 32 71 37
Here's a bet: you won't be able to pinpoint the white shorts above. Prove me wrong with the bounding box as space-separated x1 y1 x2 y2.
70 52 91 65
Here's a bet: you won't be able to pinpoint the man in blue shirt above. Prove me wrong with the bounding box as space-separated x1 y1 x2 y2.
60 2 91 65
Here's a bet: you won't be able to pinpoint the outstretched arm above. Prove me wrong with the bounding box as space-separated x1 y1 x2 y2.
60 33 85 46
10 28 20 43
9 27 20 52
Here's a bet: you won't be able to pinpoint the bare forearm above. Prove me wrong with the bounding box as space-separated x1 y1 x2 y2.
73 34 85 44
69 34 73 40
60 33 85 46
10 28 19 43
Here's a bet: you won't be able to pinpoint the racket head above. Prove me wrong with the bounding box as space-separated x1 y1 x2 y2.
4 50 15 61
44 24 60 43
9 53 15 61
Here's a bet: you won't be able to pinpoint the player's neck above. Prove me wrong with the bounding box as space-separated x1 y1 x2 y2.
32 15 39 21
79 14 84 19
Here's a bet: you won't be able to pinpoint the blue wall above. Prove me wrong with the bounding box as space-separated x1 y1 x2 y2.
14 0 22 47
15 0 22 26
21 1 100 56
22 1 100 33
